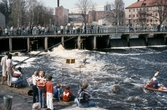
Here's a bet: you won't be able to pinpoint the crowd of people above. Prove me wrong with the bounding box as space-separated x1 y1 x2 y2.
0 24 106 36
31 70 96 110
0 52 96 110
1 52 25 87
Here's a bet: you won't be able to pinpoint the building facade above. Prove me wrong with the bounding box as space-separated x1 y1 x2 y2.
125 0 162 26
88 11 110 25
0 12 5 28
55 6 68 26
69 5 111 14
69 5 111 26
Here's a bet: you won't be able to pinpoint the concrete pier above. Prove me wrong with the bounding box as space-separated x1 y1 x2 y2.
0 31 166 52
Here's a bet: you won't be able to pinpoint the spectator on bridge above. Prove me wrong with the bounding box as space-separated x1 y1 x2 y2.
41 26 45 35
5 27 8 36
33 26 37 35
10 26 14 35
46 25 50 34
38 24 42 35
28 25 33 35
60 25 64 34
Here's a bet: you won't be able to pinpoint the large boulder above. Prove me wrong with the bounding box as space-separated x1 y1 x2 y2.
111 84 121 93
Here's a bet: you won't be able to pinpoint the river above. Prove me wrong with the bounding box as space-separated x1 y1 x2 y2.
1 45 167 110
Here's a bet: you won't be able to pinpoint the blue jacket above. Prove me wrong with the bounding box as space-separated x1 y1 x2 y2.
54 88 61 101
154 80 159 89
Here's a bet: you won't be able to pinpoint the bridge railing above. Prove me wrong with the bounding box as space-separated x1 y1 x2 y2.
0 26 166 36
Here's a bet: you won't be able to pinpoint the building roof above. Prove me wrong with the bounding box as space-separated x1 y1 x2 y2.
125 0 165 9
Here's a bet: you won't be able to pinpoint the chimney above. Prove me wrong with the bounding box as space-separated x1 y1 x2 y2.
57 0 59 7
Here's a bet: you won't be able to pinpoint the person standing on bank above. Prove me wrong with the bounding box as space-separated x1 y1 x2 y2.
6 54 13 87
1 52 9 84
45 75 54 110
37 71 47 108
32 71 39 103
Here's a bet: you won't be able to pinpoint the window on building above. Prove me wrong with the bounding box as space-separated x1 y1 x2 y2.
150 19 152 22
133 14 135 17
129 9 131 12
150 7 152 10
133 9 135 12
129 15 131 18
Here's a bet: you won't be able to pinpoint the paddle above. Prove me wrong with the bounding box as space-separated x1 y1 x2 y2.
147 71 160 85
151 71 159 81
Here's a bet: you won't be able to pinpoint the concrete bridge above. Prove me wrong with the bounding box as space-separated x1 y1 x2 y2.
0 31 167 52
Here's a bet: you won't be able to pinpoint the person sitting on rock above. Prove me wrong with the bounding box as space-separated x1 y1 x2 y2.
11 67 24 88
53 84 61 101
74 82 95 108
62 85 75 102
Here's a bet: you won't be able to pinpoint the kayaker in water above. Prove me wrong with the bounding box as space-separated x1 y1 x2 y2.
82 58 88 65
146 76 159 89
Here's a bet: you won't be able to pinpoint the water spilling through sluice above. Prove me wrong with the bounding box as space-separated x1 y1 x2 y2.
110 39 128 47
110 35 166 48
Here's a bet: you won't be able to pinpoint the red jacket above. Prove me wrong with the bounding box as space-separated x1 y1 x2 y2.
45 81 54 94
62 89 74 101
146 81 154 87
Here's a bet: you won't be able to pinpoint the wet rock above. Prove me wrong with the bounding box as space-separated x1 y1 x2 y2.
126 96 142 102
111 84 121 93
130 75 140 80
126 96 148 104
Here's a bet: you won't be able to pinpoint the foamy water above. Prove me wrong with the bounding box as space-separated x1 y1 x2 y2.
6 46 167 110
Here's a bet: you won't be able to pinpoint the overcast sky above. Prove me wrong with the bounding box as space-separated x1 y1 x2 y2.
39 0 137 9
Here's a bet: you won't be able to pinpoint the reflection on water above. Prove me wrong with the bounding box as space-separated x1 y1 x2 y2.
3 47 167 110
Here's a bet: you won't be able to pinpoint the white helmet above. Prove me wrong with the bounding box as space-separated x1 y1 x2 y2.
152 77 156 81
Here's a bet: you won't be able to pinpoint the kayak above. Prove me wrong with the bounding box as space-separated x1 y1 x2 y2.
143 84 167 92
131 83 167 92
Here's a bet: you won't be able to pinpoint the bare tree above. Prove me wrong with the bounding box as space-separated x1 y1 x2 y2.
110 0 125 25
150 0 167 31
0 0 54 28
25 0 53 26
10 0 26 27
42 7 54 26
0 0 12 25
75 0 94 26
25 0 38 26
